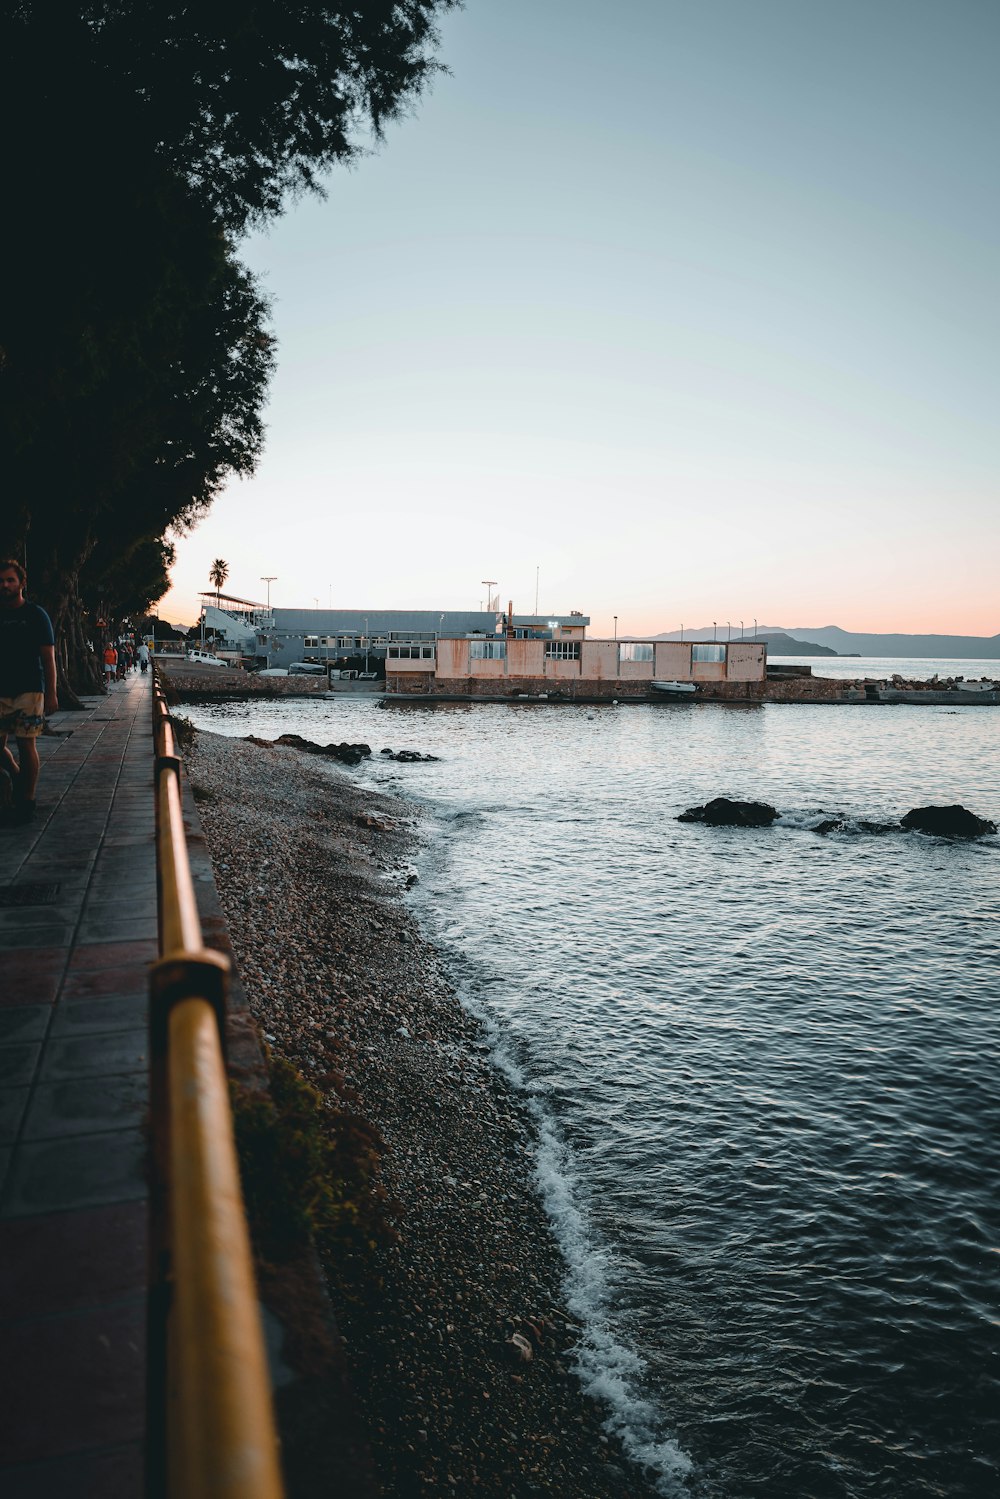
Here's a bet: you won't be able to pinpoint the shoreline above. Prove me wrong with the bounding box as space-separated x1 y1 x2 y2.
186 726 661 1497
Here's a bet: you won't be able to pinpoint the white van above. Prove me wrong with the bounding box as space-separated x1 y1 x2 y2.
185 649 228 668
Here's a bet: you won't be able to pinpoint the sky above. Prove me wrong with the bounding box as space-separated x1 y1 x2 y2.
161 0 999 638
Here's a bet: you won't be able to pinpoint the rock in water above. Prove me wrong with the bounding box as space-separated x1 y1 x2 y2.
678 797 778 827
900 805 997 838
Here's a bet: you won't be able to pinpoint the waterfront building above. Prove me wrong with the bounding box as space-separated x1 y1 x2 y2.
386 637 766 698
200 600 590 671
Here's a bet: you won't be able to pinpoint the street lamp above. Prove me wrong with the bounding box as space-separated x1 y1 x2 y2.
713 620 717 641
613 615 618 641
260 576 276 611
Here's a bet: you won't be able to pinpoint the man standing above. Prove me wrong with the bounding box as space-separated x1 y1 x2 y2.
0 559 57 826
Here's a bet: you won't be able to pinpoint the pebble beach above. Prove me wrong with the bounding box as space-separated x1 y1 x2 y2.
186 726 655 1498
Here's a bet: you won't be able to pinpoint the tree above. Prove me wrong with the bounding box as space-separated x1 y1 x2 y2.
0 37 274 697
1 1 456 695
209 560 230 608
7 1 457 231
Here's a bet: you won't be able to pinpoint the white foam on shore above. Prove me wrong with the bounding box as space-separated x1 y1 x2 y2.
405 796 694 1492
453 990 693 1497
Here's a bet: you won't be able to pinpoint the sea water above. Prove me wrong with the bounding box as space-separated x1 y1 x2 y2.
185 694 1000 1498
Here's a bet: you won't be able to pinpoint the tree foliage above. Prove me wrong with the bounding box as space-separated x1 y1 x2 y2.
0 0 456 697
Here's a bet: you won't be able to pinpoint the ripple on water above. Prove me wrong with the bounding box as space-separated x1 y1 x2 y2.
184 698 1000 1498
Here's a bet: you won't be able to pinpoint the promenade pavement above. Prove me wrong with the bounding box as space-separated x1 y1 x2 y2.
0 670 155 1497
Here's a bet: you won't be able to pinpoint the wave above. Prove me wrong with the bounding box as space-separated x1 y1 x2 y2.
432 954 694 1497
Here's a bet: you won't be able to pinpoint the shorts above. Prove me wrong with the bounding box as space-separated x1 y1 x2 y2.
0 692 45 738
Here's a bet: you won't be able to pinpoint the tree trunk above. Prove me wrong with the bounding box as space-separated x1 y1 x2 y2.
47 570 105 707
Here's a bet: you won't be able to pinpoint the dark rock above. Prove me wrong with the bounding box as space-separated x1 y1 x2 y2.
381 749 440 763
274 733 372 765
813 818 844 835
901 804 997 838
678 797 778 827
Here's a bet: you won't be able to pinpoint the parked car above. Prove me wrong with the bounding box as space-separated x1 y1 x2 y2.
185 649 228 667
287 662 327 676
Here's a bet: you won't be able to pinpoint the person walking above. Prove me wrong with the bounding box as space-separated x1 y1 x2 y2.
0 558 57 826
103 642 118 684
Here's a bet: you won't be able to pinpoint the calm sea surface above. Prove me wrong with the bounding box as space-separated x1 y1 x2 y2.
771 655 1000 682
185 692 1000 1499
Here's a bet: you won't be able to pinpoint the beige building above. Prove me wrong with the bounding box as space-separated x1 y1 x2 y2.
386 637 766 698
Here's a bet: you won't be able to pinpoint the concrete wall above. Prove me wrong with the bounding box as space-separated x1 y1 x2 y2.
654 642 692 678
508 639 545 675
726 642 767 680
583 641 619 680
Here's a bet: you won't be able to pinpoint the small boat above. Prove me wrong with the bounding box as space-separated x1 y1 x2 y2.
652 680 697 696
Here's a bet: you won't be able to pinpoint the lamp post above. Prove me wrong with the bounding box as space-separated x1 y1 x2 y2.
260 576 276 611
713 620 717 642
740 620 744 639
727 621 731 641
365 615 369 674
613 615 618 641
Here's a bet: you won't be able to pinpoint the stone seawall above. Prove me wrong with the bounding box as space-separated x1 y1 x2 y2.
155 659 328 697
386 673 997 705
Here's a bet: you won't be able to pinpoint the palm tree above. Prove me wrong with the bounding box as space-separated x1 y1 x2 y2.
209 559 229 608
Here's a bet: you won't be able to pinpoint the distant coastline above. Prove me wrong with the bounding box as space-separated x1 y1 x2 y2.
655 625 1000 659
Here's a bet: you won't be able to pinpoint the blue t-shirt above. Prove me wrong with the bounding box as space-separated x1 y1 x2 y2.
0 602 55 695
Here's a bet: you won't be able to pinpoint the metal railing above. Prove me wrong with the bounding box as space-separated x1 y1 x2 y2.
148 679 284 1498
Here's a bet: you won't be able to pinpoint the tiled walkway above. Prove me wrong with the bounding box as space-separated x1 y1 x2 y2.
0 671 155 1497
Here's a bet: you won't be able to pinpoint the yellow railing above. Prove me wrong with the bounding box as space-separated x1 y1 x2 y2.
148 679 285 1499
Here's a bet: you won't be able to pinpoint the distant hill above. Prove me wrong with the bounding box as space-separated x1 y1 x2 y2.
785 626 1000 659
652 627 838 655
653 625 1000 659
750 632 839 656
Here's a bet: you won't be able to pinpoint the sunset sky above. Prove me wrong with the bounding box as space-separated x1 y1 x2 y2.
161 0 999 638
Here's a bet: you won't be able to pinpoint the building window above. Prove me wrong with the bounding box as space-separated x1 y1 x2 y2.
692 644 726 662
619 642 653 662
388 645 436 660
304 636 319 648
470 640 506 660
545 641 580 660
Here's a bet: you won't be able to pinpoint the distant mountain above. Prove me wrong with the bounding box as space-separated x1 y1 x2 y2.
750 632 839 656
785 626 1000 659
652 627 837 655
653 625 1000 659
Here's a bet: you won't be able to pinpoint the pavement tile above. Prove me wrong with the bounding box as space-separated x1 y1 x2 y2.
0 906 81 931
0 1300 145 1463
76 916 158 944
1 1443 144 1499
68 939 158 971
0 1044 41 1085
0 1087 30 1144
50 995 147 1036
38 1028 148 1082
0 1201 147 1318
1 1128 148 1217
61 968 149 1002
1 924 75 950
0 1005 51 1043
23 1073 148 1140
1 1439 144 1499
1 946 64 987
